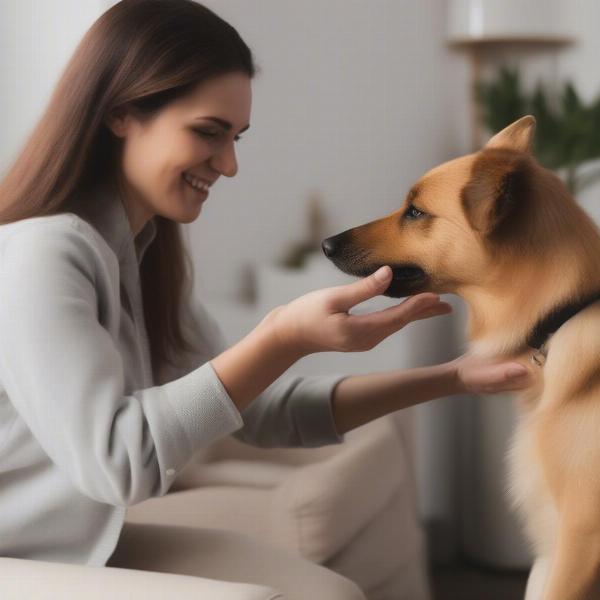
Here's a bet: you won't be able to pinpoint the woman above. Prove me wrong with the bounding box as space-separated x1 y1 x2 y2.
0 1 533 598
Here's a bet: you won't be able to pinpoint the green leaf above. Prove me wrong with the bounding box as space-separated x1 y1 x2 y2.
476 66 600 199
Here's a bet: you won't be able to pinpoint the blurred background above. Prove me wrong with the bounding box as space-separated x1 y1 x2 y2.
2 1 599 598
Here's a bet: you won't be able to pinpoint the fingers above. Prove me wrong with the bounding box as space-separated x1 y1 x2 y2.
476 362 533 393
331 266 394 310
503 363 533 389
480 378 531 393
349 295 452 332
411 302 453 321
506 366 529 378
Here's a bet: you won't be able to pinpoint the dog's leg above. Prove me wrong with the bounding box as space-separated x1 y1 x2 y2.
524 557 549 600
534 407 600 600
540 509 600 600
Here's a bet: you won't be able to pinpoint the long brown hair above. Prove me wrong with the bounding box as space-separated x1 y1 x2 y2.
0 0 256 378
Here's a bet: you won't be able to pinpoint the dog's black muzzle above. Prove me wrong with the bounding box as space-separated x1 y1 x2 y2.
321 231 428 298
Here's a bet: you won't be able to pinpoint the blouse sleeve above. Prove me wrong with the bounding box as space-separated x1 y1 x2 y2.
0 222 244 507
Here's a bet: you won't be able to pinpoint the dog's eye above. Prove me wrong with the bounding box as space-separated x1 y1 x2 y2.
405 205 425 220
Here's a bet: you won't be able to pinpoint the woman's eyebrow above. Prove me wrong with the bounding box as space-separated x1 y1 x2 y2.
194 116 250 133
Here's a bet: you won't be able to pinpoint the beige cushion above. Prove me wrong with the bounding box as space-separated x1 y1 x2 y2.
107 523 366 600
126 486 275 541
128 417 405 563
325 488 431 599
125 414 431 599
175 460 296 489
268 417 407 562
125 415 432 600
0 556 282 600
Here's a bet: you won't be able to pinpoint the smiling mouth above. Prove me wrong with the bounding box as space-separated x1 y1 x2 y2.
181 173 209 196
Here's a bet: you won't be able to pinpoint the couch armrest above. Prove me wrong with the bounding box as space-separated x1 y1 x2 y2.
128 415 413 567
0 557 282 600
268 415 409 563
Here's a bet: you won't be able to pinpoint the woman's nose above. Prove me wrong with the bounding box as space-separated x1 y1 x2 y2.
210 141 238 178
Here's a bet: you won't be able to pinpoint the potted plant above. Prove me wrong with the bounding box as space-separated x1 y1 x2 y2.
477 66 600 195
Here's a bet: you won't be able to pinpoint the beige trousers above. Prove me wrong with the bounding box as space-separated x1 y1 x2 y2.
106 520 367 600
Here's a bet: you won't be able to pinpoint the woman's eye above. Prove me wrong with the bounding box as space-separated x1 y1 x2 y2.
193 129 243 143
193 129 219 139
405 204 425 219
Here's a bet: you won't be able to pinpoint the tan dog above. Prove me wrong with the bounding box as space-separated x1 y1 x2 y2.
322 116 600 600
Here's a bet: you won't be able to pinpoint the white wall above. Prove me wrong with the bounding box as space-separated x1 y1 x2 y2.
457 1 600 224
558 1 600 223
1 0 597 304
193 0 463 302
0 0 466 303
0 0 106 174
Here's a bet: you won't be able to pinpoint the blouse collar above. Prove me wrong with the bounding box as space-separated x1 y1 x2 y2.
72 176 157 267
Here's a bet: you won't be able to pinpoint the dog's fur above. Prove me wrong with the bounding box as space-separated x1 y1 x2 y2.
323 116 600 600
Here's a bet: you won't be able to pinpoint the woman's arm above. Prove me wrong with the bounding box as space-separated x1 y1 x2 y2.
210 314 534 439
209 270 449 416
208 270 534 443
330 362 460 435
330 354 534 435
209 309 306 413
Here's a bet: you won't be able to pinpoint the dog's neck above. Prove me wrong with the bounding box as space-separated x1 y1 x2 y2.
526 289 600 350
459 246 600 359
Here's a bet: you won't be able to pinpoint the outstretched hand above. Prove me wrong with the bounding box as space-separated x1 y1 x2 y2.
270 265 453 355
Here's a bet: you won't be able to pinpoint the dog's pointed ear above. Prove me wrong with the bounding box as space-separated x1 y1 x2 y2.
462 152 532 240
484 115 536 154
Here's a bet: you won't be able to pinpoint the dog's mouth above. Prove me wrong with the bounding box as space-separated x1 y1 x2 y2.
323 261 430 298
320 233 429 297
380 264 429 298
391 265 426 281
335 262 427 283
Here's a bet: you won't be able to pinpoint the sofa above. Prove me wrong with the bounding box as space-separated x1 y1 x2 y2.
124 410 432 600
0 410 432 600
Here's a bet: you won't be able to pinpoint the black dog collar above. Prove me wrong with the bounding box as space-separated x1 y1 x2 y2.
526 289 600 365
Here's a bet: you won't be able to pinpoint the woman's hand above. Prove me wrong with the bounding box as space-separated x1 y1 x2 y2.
268 265 453 356
448 352 535 395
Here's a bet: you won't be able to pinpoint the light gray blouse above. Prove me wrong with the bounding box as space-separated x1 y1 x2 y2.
0 178 346 567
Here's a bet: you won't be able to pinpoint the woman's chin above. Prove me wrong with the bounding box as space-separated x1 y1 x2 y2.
175 182 207 220
177 204 203 224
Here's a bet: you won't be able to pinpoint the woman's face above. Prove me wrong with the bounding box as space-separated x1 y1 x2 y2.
107 71 252 235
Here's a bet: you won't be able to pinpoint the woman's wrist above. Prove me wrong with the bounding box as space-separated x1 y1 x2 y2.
210 310 306 413
258 306 308 361
404 359 466 405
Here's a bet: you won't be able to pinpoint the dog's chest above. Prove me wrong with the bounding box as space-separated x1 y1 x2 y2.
503 349 552 552
507 412 558 556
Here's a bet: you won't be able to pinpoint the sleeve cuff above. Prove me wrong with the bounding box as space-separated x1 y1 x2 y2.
288 374 348 447
159 361 244 459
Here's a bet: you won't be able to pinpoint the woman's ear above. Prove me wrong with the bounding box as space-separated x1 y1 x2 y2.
105 106 131 138
484 115 536 154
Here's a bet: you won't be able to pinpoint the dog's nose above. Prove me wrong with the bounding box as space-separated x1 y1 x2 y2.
322 237 338 257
